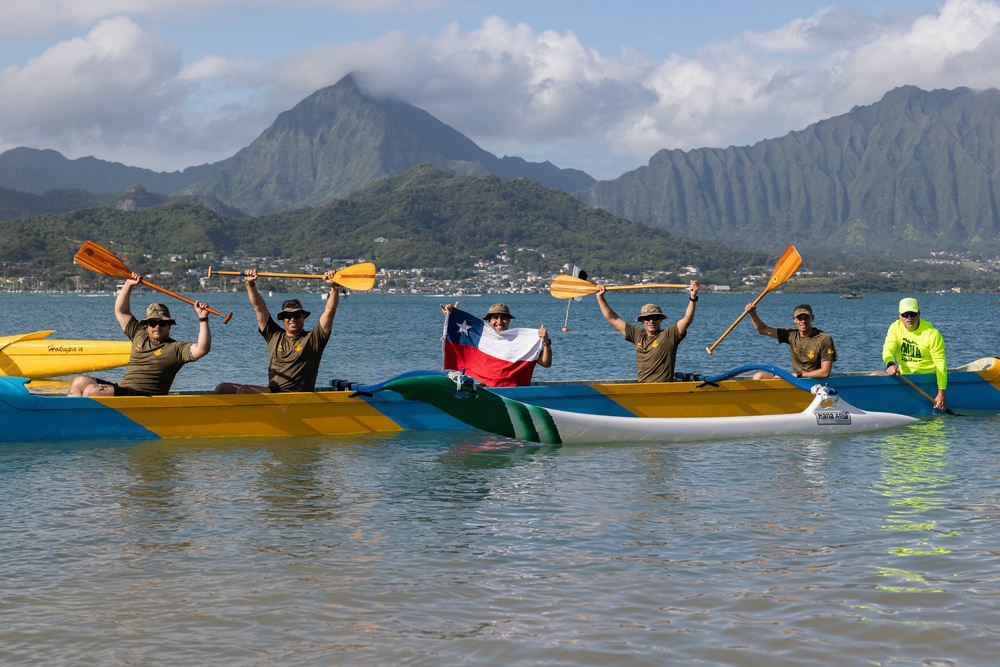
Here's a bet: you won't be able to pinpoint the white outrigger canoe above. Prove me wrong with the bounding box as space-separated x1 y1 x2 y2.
378 371 918 445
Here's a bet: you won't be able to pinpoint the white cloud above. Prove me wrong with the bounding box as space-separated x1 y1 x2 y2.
0 18 183 146
834 0 1000 103
4 0 1000 179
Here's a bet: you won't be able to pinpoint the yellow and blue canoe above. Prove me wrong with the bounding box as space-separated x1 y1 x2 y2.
1 358 997 443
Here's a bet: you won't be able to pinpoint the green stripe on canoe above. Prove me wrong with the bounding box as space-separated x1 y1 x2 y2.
384 374 562 444
503 399 562 444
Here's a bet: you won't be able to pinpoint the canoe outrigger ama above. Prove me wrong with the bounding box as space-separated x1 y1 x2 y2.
2 358 997 445
378 371 918 445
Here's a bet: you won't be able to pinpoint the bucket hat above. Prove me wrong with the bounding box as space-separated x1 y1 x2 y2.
277 298 311 320
636 304 665 321
483 304 515 320
139 303 176 326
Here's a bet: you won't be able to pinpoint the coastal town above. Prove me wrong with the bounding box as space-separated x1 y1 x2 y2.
2 247 999 294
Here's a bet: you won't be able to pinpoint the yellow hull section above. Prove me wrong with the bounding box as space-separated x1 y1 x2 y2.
0 331 131 379
95 391 404 438
593 378 813 418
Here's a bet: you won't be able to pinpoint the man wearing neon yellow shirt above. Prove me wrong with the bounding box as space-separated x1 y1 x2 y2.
881 297 947 410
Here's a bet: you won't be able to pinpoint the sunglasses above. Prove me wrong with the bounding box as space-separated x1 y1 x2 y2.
900 311 918 318
146 320 171 328
281 313 305 320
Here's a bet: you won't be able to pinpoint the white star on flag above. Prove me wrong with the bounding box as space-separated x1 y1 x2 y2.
456 320 471 336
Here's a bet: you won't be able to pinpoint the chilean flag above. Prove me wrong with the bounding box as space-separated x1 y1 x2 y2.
442 307 544 387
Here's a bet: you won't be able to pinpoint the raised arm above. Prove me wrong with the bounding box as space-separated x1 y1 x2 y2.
114 273 141 331
675 280 700 337
189 301 212 360
596 285 627 335
243 268 272 331
318 270 341 335
744 302 777 338
537 324 552 368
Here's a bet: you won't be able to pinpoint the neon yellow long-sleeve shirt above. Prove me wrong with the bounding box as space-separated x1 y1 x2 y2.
881 318 947 389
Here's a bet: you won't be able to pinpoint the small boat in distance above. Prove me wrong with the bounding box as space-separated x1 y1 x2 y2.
840 291 863 299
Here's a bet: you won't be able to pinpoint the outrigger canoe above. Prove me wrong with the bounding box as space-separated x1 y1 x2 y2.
377 371 917 444
0 359 996 444
0 331 131 379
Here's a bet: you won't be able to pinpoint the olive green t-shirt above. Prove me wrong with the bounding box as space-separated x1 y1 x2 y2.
623 322 685 383
775 327 838 374
261 318 331 392
118 318 194 395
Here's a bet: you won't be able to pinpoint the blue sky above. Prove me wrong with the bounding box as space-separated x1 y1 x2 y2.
2 0 996 181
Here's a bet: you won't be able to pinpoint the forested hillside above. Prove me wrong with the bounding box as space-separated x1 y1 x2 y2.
0 167 765 288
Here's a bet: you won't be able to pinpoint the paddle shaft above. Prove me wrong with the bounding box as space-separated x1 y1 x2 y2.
704 290 767 355
705 245 802 355
137 278 234 324
604 283 688 291
209 268 327 280
896 372 957 415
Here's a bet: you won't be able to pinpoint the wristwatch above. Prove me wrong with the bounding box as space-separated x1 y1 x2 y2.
794 371 802 378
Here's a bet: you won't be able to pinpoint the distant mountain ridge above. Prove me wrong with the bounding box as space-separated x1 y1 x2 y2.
0 75 594 217
180 75 595 214
3 82 1000 257
576 86 1000 256
0 183 243 221
0 147 227 196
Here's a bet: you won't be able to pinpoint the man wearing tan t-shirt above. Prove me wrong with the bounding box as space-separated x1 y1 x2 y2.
596 280 700 383
68 272 212 396
214 268 340 394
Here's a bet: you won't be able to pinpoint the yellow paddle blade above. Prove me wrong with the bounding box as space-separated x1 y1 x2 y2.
763 245 802 294
332 262 377 291
706 244 802 355
549 274 599 298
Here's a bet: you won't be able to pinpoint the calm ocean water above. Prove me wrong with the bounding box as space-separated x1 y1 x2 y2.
2 290 999 665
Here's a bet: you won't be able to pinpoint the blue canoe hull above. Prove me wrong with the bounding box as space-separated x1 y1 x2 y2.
1 358 997 443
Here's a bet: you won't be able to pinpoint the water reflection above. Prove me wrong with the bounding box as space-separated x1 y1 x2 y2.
873 418 956 591
118 441 197 555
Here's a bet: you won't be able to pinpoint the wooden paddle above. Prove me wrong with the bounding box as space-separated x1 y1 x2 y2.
207 262 377 291
549 274 688 299
705 244 802 355
74 241 233 323
896 372 958 415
